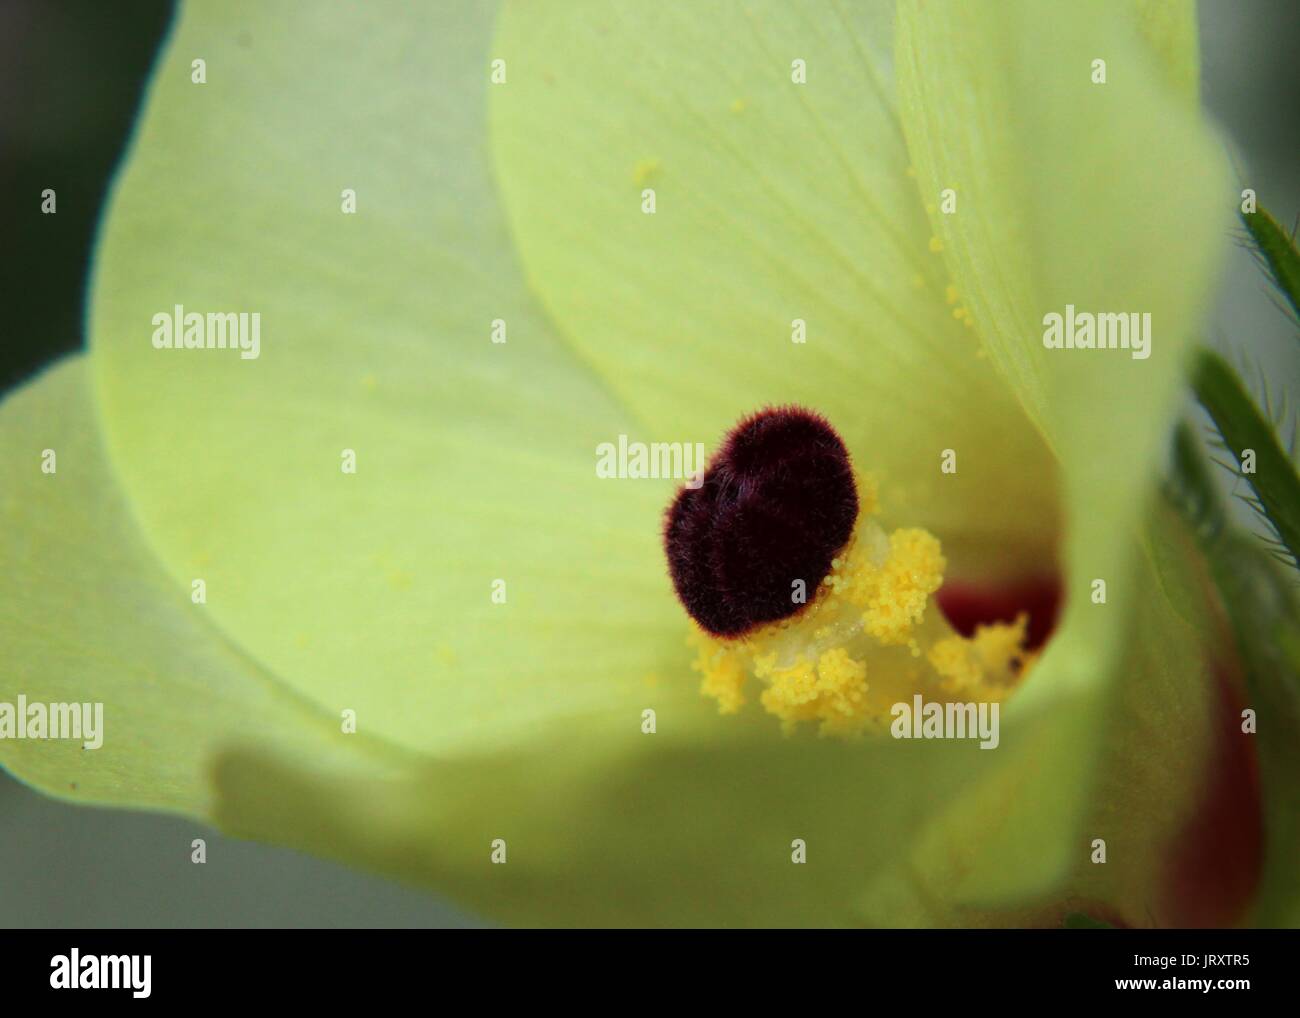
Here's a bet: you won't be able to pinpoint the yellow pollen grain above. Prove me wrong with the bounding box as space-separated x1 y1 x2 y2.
387 568 413 590
928 236 945 253
945 284 960 305
759 648 870 737
857 528 946 646
691 632 747 714
856 471 880 516
633 158 661 186
928 614 1030 699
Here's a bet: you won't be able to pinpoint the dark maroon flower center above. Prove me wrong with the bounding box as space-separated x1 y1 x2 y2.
935 576 1063 651
663 406 858 638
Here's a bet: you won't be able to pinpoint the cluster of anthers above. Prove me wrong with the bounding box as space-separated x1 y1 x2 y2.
664 407 1035 737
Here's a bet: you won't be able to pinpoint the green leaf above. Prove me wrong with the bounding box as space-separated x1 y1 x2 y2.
1166 423 1300 927
1193 348 1300 570
1241 204 1300 325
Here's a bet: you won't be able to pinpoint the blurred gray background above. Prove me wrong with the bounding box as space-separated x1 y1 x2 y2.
1 1 1297 927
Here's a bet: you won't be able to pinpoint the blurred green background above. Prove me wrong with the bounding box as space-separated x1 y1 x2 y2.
1 0 1296 926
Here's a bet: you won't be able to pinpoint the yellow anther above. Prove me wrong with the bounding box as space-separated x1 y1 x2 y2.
689 481 1035 736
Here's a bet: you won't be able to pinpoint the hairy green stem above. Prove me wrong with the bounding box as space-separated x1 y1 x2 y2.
1191 348 1300 570
1165 422 1300 927
1241 204 1300 325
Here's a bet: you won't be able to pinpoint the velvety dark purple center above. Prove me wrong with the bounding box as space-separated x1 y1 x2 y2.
663 406 858 638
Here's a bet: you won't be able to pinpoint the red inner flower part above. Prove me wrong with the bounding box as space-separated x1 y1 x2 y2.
935 575 1063 651
663 406 858 638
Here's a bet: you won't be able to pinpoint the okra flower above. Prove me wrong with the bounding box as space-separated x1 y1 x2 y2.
0 0 1267 925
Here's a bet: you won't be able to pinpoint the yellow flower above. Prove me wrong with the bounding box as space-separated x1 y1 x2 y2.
1 1 1262 926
